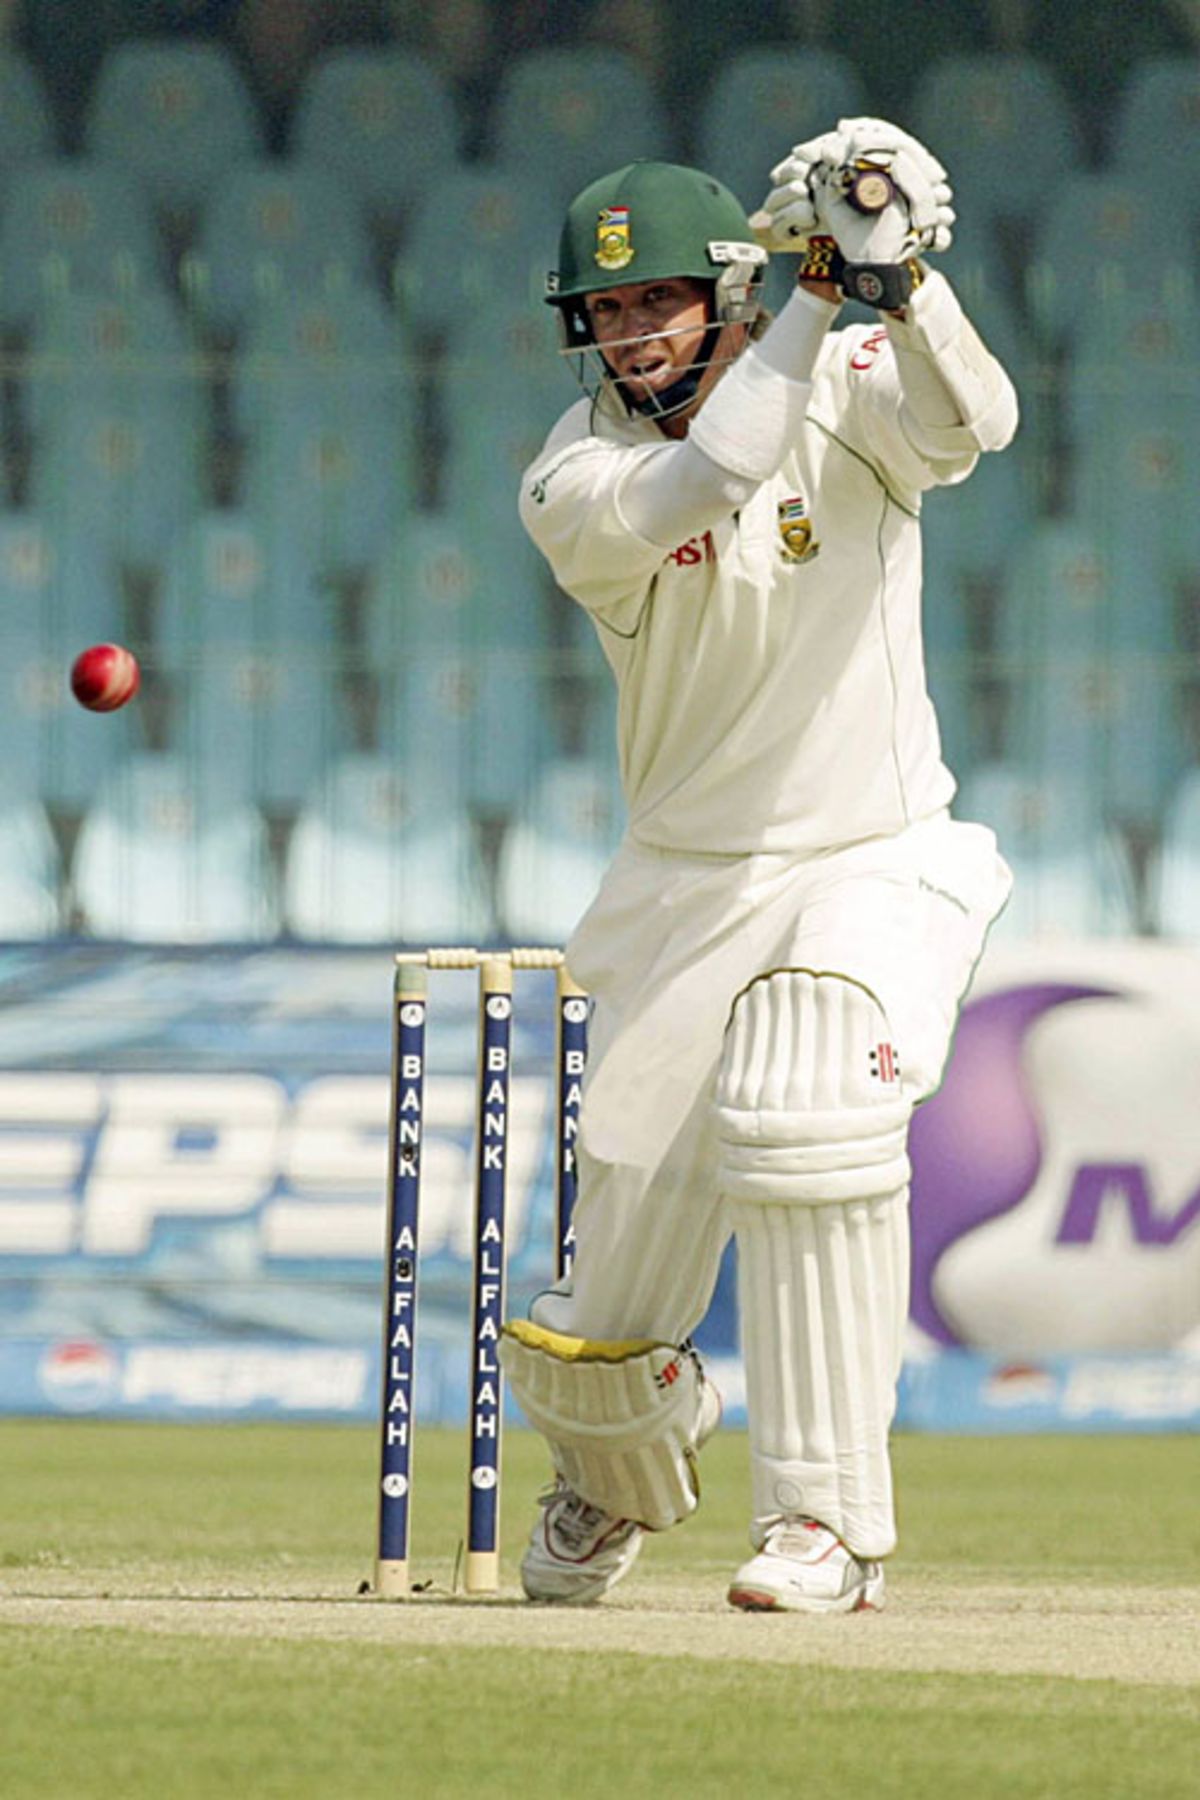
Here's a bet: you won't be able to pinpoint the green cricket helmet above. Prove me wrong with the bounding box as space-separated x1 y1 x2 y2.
546 160 768 418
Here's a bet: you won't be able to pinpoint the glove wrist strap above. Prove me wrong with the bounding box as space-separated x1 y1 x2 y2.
839 260 914 310
796 238 918 312
795 234 842 285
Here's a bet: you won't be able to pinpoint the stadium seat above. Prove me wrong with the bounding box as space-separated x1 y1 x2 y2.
923 634 979 784
921 406 1031 593
159 511 347 807
176 647 344 816
0 793 62 936
0 516 60 799
1063 272 1200 438
0 50 55 193
1026 172 1191 350
693 45 867 317
233 285 418 570
943 211 1015 301
1015 654 1183 834
290 48 460 229
920 389 1033 778
1061 273 1200 601
21 285 198 434
50 687 141 820
364 509 571 793
1154 767 1200 940
909 53 1083 232
396 163 562 338
282 752 494 943
380 645 552 822
231 284 414 440
437 295 566 669
994 518 1185 827
242 416 415 581
556 608 619 762
366 508 551 666
0 158 165 332
23 289 205 575
941 220 1037 397
0 510 134 811
955 760 1139 941
0 508 93 649
440 261 565 389
496 754 624 943
1071 420 1200 606
439 293 566 517
158 507 335 663
40 530 134 660
489 48 670 207
1109 57 1200 207
365 510 489 661
439 386 563 535
84 38 262 218
696 48 867 211
997 520 1131 659
188 161 375 336
72 750 278 941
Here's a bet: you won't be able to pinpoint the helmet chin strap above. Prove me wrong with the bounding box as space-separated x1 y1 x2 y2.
613 319 725 420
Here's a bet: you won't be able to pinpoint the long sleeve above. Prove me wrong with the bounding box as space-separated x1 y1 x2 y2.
520 286 839 623
620 284 838 548
883 269 1019 465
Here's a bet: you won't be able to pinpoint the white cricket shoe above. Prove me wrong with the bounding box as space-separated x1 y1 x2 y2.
521 1372 723 1605
727 1517 885 1615
520 1480 643 1605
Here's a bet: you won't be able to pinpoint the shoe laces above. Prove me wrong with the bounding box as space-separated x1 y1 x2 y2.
767 1517 844 1561
541 1479 620 1553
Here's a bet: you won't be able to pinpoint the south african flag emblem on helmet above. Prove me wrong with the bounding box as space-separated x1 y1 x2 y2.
595 205 633 272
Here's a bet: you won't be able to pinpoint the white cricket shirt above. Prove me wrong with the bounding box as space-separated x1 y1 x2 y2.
520 316 975 857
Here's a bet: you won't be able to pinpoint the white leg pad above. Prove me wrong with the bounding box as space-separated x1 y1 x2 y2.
717 970 912 1557
718 970 911 1203
734 1192 909 1557
499 1321 719 1530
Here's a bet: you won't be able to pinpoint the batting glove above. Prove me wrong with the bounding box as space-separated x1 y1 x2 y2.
750 128 851 252
749 129 856 288
816 116 955 263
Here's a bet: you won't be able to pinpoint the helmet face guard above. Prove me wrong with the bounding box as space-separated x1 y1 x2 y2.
545 161 768 419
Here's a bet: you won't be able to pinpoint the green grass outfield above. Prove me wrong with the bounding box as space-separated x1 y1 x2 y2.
1 1421 1197 1799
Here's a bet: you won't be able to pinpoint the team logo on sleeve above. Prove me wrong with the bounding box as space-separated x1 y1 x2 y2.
595 205 634 272
777 495 820 564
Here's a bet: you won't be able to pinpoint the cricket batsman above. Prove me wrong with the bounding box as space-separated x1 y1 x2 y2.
498 118 1018 1611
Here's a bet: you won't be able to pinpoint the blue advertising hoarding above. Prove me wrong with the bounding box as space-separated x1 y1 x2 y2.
0 939 1196 1429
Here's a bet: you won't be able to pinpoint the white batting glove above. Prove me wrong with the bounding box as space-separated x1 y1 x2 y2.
815 116 955 263
748 128 851 252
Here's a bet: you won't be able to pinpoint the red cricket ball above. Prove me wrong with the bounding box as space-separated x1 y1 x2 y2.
69 642 141 712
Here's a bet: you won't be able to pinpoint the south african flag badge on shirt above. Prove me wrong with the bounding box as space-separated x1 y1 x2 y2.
778 495 819 564
595 204 634 271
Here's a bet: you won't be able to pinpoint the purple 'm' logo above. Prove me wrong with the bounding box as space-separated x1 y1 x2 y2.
1057 1165 1200 1246
908 984 1113 1346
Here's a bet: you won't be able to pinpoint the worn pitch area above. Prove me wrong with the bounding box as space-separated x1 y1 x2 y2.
2 1575 1197 1688
2 1422 1196 1691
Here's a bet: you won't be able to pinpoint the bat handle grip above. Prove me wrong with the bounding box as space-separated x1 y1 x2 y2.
843 165 896 216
